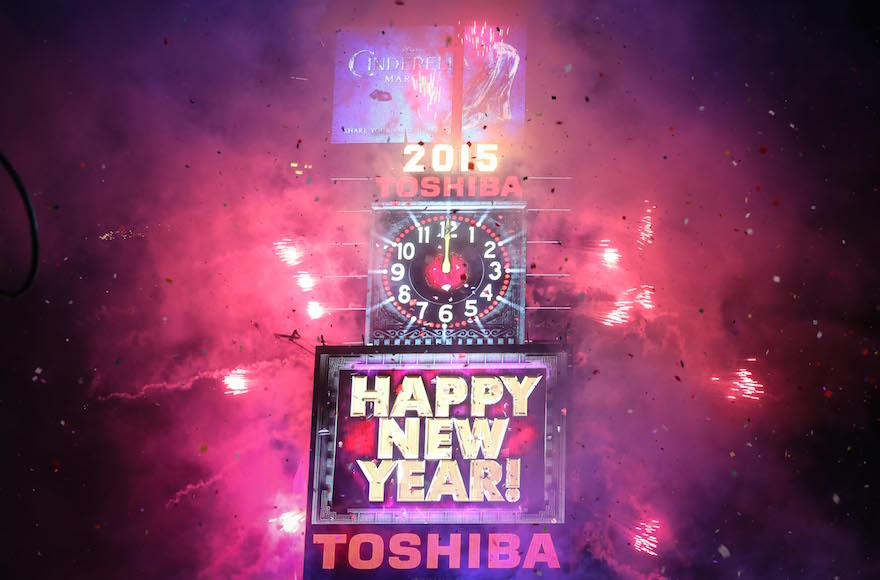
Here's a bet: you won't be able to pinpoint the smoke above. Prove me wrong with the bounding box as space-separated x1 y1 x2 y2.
1 0 877 578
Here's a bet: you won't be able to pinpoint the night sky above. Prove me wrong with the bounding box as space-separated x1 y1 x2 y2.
1 0 879 578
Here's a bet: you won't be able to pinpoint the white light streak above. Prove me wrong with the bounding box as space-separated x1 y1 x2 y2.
633 519 661 556
223 369 250 396
270 509 306 534
297 272 315 291
307 301 325 319
274 239 302 266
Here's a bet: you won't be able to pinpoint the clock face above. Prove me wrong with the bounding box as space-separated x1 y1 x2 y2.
381 214 512 328
367 203 526 345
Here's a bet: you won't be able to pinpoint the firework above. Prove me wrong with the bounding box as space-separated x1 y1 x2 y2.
297 272 316 292
307 301 325 320
601 286 655 326
274 239 303 266
463 21 510 58
223 369 250 396
710 357 766 401
600 240 621 269
634 285 655 310
270 509 306 535
603 297 634 327
637 202 656 250
633 519 661 556
411 70 442 118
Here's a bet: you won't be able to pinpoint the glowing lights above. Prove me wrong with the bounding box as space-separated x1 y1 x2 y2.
710 358 766 401
601 286 654 326
729 367 765 401
307 301 325 320
634 285 655 310
223 369 250 396
602 298 633 327
274 239 302 266
599 239 620 268
633 519 661 556
297 272 315 291
638 201 656 250
464 21 511 58
412 70 442 115
270 509 306 535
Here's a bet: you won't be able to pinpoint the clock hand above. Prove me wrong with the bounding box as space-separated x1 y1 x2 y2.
441 216 452 274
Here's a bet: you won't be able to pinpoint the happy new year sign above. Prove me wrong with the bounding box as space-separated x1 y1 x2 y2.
304 345 569 576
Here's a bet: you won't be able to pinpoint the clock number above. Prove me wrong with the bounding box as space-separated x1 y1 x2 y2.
403 144 426 172
439 304 453 323
469 226 475 244
416 301 429 319
432 144 454 172
483 240 497 259
464 299 478 318
397 242 415 260
398 285 411 303
390 263 406 281
480 283 493 301
438 220 458 238
488 261 502 280
417 226 430 243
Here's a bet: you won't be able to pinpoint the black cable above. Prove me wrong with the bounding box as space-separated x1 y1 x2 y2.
0 152 39 297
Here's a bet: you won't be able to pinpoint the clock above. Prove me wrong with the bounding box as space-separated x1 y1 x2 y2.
366 202 526 345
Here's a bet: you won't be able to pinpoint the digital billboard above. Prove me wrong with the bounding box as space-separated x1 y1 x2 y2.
331 27 455 144
331 24 526 144
304 345 570 576
461 22 526 143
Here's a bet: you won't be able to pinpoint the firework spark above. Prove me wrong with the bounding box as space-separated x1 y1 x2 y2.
270 509 306 535
601 285 655 326
463 21 510 58
307 301 325 320
710 358 766 401
600 239 621 268
411 70 443 115
638 202 656 250
603 297 634 327
633 519 661 556
274 239 302 266
297 272 315 292
222 369 250 396
634 285 655 309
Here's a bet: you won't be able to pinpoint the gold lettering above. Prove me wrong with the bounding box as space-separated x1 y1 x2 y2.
356 459 397 502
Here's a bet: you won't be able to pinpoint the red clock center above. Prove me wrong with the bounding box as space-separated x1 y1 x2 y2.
425 253 468 292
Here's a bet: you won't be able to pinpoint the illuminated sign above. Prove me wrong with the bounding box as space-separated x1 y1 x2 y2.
332 27 454 144
365 203 526 346
304 345 569 576
331 24 526 144
375 174 523 198
372 143 523 198
403 143 499 173
461 23 526 143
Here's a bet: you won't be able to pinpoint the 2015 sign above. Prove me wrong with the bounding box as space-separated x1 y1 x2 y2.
403 143 499 173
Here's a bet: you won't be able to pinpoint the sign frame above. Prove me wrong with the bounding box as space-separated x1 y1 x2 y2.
307 343 569 527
